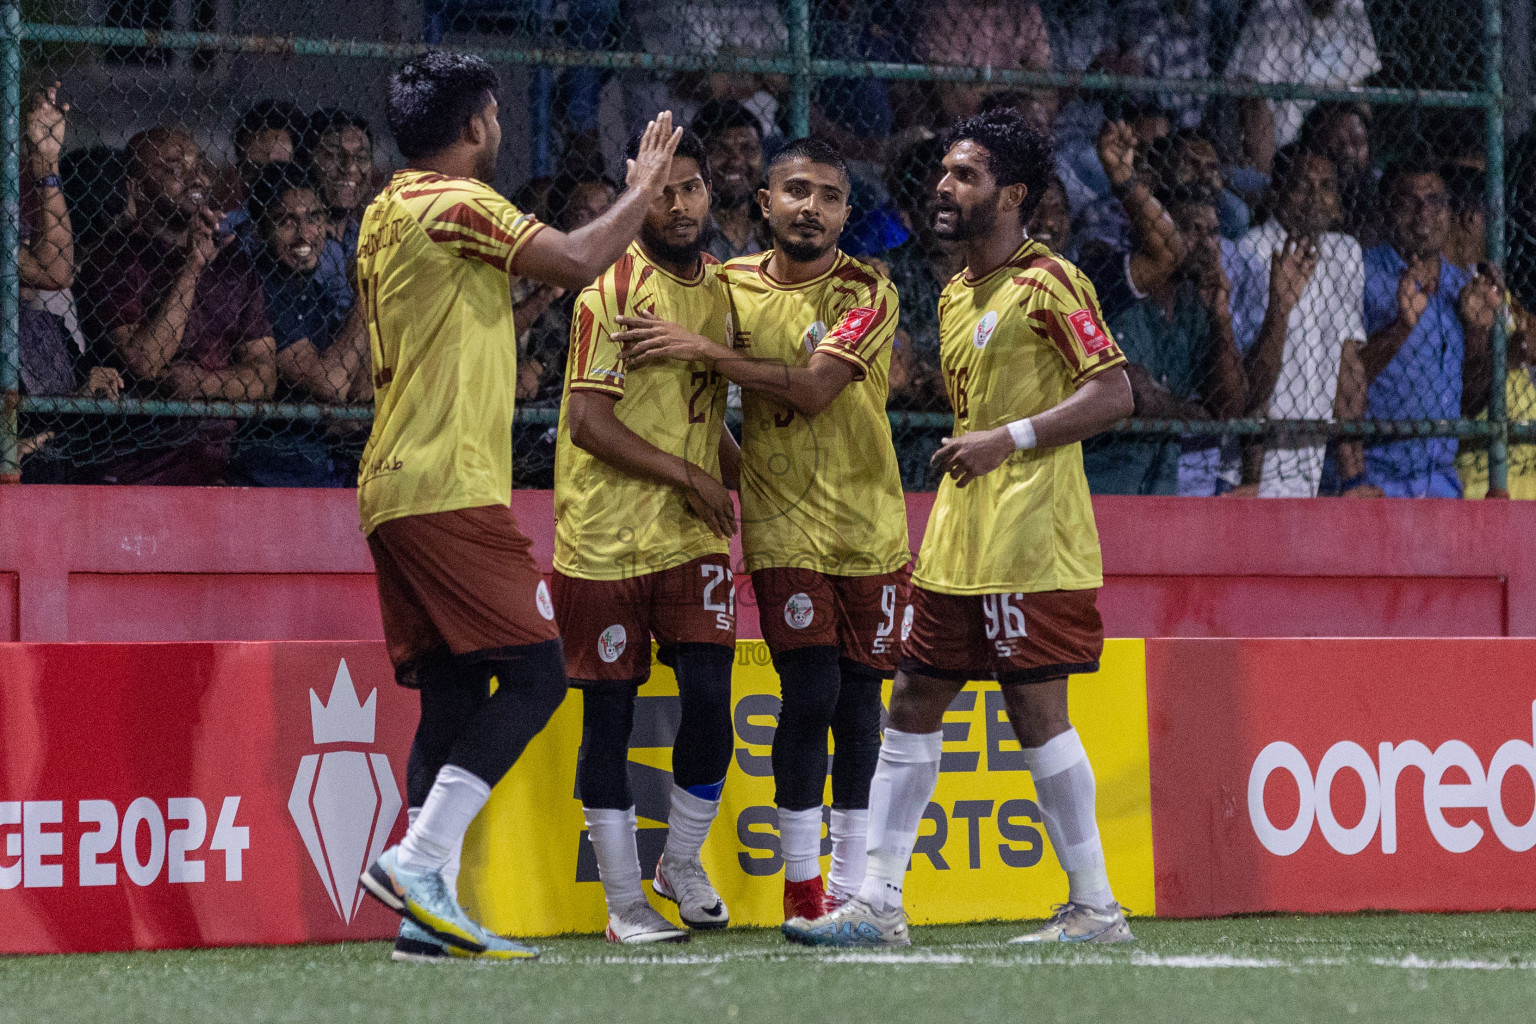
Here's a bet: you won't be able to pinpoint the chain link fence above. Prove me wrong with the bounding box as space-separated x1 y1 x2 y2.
0 0 1526 495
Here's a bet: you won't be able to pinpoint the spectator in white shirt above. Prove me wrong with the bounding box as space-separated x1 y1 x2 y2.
1228 143 1368 496
1225 0 1380 176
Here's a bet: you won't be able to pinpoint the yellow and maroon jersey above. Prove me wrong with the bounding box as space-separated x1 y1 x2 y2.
721 250 908 575
356 169 545 534
554 242 733 580
914 238 1127 595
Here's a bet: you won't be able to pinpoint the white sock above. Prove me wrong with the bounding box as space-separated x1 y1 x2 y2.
777 806 824 883
398 764 489 875
663 785 720 863
827 807 869 902
406 806 464 898
857 729 942 912
585 806 646 910
1023 729 1114 910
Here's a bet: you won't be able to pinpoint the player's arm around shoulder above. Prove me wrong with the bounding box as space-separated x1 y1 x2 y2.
933 265 1131 488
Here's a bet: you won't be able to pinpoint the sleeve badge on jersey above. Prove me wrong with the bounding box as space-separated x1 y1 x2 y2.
828 306 878 346
1067 309 1112 354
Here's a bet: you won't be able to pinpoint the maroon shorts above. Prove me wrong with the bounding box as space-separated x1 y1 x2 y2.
552 554 737 684
750 565 911 674
367 504 559 682
899 585 1104 684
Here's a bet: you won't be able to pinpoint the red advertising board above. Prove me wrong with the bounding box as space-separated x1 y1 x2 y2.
0 643 414 953
1147 638 1536 917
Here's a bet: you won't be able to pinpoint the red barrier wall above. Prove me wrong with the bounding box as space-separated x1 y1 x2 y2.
1 486 1534 642
0 642 411 953
1146 638 1536 916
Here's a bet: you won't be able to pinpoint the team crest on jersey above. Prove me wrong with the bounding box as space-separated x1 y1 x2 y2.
784 592 815 630
535 580 555 621
973 310 999 349
801 321 827 353
901 603 915 641
597 624 627 663
1068 309 1112 354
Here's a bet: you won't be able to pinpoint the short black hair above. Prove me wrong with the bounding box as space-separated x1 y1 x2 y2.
234 99 303 161
1443 163 1488 217
765 137 849 190
943 108 1055 221
300 107 373 167
691 99 762 145
386 51 499 160
1300 100 1370 145
1380 156 1442 201
1271 142 1331 194
249 161 321 230
625 127 712 189
884 135 946 216
547 173 617 232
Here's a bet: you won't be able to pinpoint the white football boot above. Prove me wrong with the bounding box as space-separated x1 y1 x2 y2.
605 900 691 944
653 852 730 930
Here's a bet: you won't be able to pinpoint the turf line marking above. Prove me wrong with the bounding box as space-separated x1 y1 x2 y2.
530 949 1536 972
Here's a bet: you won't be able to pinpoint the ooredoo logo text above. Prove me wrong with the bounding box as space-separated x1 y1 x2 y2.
1249 702 1536 856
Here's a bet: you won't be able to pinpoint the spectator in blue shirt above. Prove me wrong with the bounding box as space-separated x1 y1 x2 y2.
1360 161 1500 497
221 100 303 246
298 108 372 261
226 162 364 487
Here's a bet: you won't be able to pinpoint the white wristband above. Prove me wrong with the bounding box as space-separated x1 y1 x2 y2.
1006 417 1037 451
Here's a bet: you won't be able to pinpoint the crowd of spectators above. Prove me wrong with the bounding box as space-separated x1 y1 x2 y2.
15 0 1536 499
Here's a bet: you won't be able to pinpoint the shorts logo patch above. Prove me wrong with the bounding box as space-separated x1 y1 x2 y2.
535 580 555 621
973 310 998 349
829 307 878 347
901 604 914 641
784 592 815 630
597 624 627 664
1068 309 1111 354
801 320 827 353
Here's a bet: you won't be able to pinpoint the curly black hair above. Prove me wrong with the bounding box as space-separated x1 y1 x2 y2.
386 51 499 160
943 108 1055 222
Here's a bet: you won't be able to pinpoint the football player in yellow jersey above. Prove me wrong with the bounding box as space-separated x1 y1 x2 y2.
786 110 1138 949
355 52 685 963
552 128 740 944
616 138 908 925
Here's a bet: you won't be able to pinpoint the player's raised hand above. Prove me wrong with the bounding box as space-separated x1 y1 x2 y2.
625 111 683 197
931 427 1016 487
683 467 738 539
614 309 717 367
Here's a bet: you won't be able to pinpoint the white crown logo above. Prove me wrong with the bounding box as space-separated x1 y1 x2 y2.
289 659 400 923
309 660 376 745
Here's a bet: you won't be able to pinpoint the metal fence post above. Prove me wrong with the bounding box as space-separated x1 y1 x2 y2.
1487 0 1510 496
0 0 20 484
787 0 811 138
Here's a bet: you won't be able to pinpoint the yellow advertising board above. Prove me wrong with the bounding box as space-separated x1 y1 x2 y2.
462 639 1153 935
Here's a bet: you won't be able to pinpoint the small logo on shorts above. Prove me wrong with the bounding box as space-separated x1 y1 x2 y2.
597 624 627 664
974 310 998 349
901 604 914 641
784 592 815 630
535 580 555 621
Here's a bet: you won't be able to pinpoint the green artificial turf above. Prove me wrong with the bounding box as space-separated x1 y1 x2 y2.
5 914 1536 1024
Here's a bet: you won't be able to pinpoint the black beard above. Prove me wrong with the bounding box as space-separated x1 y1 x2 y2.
776 232 835 264
640 220 706 267
473 146 497 184
932 196 999 243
